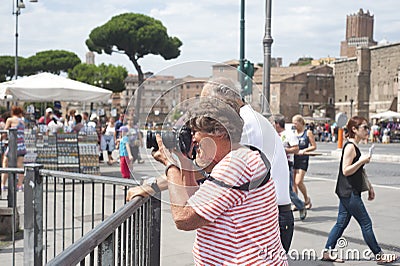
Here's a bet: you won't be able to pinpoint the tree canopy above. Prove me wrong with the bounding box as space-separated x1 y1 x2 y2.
0 56 16 82
27 50 81 75
68 63 128 93
0 50 81 81
86 13 182 123
86 13 182 69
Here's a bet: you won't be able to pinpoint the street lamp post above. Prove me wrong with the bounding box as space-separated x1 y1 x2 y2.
12 0 38 80
262 0 273 117
350 98 354 117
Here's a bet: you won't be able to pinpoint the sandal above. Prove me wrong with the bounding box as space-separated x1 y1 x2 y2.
321 251 345 263
305 197 312 210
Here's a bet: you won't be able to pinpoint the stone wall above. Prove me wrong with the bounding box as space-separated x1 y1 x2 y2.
370 43 400 113
334 58 360 116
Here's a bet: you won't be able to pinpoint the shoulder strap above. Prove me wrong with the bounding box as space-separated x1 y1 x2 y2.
197 145 271 191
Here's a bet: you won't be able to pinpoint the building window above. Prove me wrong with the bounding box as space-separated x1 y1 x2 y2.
344 95 348 101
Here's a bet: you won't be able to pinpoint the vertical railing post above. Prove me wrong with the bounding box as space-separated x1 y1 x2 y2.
99 233 115 265
149 194 161 266
24 163 43 266
7 128 17 208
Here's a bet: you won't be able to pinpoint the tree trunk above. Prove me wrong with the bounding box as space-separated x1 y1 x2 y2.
130 56 144 125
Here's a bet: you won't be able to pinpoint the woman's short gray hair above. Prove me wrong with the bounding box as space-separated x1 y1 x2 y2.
202 77 242 102
187 97 243 143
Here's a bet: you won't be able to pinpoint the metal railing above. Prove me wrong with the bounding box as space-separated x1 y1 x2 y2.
0 164 161 265
47 193 161 266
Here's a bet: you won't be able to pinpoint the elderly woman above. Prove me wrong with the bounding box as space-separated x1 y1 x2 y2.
153 97 287 266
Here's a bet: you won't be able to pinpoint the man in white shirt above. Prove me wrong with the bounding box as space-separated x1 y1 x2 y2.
275 116 307 220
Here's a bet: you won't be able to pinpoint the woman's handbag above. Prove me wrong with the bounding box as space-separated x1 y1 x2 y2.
361 169 370 192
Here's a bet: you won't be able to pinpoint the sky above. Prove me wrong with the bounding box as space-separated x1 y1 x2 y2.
1 0 399 78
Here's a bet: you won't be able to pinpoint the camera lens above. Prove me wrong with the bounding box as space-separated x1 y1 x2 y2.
146 126 193 157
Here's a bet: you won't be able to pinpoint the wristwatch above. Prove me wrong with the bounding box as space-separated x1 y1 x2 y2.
146 177 161 194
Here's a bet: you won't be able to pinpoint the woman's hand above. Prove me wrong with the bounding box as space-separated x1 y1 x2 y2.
360 154 371 165
152 134 175 166
368 184 375 201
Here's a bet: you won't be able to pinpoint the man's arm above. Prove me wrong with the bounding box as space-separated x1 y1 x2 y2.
285 144 299 155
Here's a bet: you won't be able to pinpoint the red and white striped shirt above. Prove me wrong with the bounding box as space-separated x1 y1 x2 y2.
188 147 288 266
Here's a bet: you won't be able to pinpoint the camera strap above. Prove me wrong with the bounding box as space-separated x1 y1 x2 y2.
196 145 271 191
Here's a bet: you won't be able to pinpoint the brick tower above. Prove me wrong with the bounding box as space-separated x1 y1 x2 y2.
340 8 377 58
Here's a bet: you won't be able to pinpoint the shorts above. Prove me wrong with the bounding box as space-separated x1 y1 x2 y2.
101 135 115 152
120 156 131 179
294 155 309 171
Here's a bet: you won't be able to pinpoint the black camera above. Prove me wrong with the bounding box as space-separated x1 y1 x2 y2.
146 125 193 156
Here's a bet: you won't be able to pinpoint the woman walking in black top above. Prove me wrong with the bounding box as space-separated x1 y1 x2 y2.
322 116 397 264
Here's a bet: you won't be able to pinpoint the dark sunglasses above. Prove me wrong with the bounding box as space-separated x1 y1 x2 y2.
358 125 370 130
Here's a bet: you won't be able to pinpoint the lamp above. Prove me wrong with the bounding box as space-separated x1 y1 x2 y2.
350 98 354 117
13 0 38 80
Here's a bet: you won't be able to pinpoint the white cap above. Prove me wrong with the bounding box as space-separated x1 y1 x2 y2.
46 107 53 113
90 113 98 120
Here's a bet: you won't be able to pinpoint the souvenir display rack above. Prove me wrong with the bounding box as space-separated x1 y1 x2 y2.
56 133 80 173
78 132 100 175
22 131 100 174
23 129 37 163
36 134 57 170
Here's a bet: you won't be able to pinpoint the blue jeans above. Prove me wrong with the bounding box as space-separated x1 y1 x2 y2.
325 192 382 255
289 162 305 210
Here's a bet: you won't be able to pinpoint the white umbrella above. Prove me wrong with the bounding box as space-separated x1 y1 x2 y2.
0 72 112 102
370 110 400 120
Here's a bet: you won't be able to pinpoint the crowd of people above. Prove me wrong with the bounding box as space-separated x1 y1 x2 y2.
0 106 145 192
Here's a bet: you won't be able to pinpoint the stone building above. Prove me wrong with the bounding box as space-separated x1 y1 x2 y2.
335 8 399 118
176 76 208 110
335 42 400 118
210 60 334 121
340 9 377 58
123 73 178 124
211 60 264 112
212 60 240 82
252 65 335 121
